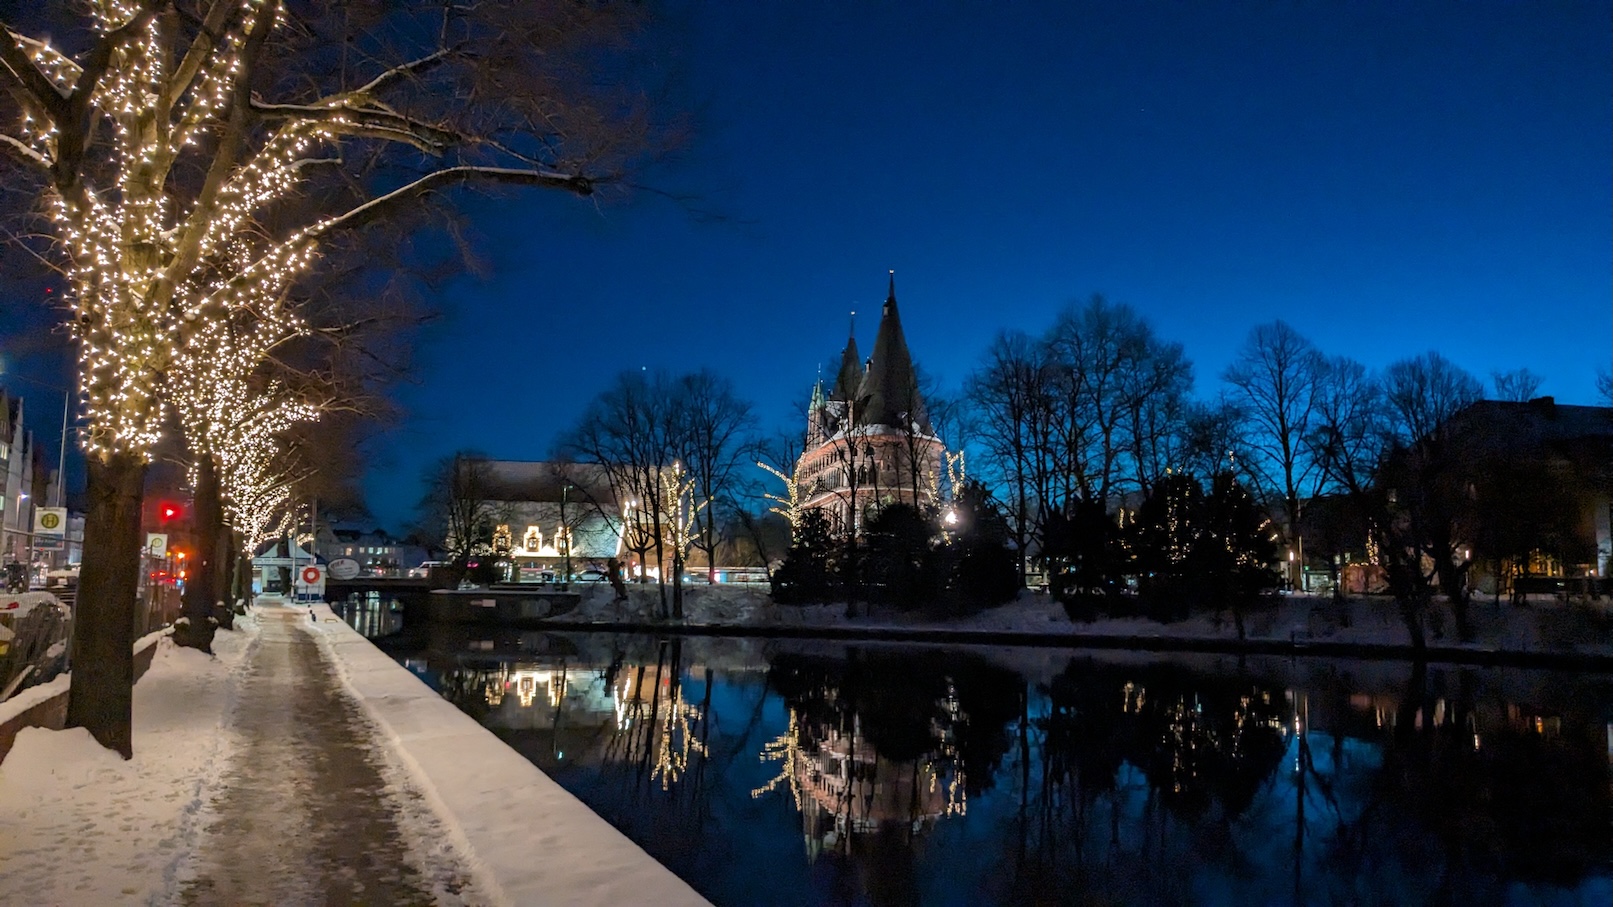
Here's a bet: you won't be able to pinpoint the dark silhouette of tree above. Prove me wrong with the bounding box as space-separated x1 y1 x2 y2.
415 451 501 572
671 369 756 583
770 507 837 603
1044 496 1124 620
1223 321 1325 591
1128 472 1205 622
943 481 1021 612
1490 367 1545 402
860 502 940 610
1190 472 1280 639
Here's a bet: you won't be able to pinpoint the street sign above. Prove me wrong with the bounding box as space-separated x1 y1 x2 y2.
33 508 66 536
295 563 326 600
33 538 64 551
145 533 168 557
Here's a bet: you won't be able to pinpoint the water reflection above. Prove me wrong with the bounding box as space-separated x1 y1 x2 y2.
330 593 404 638
343 617 1613 906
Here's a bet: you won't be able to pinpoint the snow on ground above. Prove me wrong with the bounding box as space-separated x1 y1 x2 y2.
562 582 1613 659
307 602 712 907
0 616 258 906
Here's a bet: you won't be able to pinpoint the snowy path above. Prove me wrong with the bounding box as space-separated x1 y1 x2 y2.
177 608 481 906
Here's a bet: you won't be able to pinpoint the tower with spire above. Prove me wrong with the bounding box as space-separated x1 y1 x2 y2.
796 273 944 535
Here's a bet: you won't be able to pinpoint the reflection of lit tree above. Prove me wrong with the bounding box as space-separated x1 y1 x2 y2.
651 682 709 792
752 708 804 806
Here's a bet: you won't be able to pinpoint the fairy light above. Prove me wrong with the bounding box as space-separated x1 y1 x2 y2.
751 708 804 806
650 684 708 792
659 462 707 561
10 1 603 487
758 461 802 531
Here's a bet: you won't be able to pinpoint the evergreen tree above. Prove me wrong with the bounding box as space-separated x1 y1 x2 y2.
1129 472 1205 622
770 507 838 603
862 503 941 610
1191 472 1280 638
1045 496 1124 621
946 482 1021 612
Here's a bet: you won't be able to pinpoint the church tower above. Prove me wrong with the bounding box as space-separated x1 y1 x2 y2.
795 273 945 536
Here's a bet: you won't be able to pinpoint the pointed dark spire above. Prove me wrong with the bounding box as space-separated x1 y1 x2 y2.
830 330 863 403
855 273 930 433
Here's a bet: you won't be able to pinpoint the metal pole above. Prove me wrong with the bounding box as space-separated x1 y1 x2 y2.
55 386 67 509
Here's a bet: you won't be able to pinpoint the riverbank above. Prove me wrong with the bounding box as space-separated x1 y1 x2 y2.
544 584 1613 669
0 603 709 907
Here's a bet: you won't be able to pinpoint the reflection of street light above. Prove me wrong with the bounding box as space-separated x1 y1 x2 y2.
560 483 573 589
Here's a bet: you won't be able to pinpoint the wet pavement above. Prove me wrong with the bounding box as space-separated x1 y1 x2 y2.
180 608 481 906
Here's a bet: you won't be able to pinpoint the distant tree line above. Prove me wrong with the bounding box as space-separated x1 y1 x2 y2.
966 294 1603 646
415 291 1605 645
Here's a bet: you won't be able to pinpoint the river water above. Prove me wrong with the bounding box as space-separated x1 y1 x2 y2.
336 599 1613 906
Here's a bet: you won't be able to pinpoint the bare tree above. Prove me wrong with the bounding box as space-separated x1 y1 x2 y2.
965 330 1054 585
1044 296 1185 506
1224 321 1324 591
1490 368 1544 402
1382 352 1484 637
672 369 756 583
416 452 500 569
563 370 679 617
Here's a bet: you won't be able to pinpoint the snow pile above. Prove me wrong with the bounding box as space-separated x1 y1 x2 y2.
0 615 259 904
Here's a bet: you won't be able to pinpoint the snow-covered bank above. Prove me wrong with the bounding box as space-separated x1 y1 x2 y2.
0 616 258 904
306 602 711 907
553 584 1613 665
0 626 166 763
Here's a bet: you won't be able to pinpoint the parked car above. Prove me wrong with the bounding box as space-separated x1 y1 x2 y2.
576 569 608 583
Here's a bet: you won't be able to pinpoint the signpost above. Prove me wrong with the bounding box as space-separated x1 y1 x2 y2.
32 507 66 553
145 533 168 558
295 563 326 602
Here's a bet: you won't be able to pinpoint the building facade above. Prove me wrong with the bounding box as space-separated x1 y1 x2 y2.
0 391 49 571
796 275 945 535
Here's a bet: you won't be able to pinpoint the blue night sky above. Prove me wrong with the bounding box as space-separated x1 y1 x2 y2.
26 2 1611 530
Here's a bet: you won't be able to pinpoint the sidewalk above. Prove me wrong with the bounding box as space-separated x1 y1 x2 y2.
0 605 486 906
178 606 479 905
0 601 711 907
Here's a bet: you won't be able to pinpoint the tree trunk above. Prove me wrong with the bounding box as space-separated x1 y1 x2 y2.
175 454 220 651
65 450 146 759
214 522 235 630
672 552 684 620
231 535 250 605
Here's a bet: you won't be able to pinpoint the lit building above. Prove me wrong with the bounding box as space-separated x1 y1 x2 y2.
796 274 945 535
476 461 630 579
0 390 48 569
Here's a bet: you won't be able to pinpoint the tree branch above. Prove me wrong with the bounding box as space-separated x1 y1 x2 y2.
308 164 594 238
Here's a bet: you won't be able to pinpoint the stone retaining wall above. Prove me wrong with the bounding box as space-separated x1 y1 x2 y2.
0 631 166 765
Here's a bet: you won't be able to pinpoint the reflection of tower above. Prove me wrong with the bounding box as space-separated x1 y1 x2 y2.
755 703 959 864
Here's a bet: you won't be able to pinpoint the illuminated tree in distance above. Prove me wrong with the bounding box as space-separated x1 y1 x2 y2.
0 0 653 755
